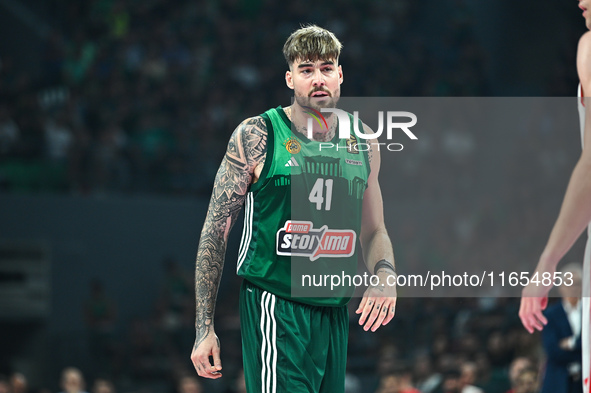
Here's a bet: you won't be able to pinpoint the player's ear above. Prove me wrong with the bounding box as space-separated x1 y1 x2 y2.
286 69 294 90
338 65 343 85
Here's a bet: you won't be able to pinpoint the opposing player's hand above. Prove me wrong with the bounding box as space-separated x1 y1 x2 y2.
519 271 552 334
355 274 397 332
191 331 222 379
519 295 548 334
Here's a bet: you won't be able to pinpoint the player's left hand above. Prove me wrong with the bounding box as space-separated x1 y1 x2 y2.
519 295 548 334
519 271 552 334
355 274 397 332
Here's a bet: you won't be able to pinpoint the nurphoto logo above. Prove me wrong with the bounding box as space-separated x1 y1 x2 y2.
305 108 418 152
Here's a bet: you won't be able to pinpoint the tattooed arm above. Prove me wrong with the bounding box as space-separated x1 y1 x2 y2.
190 116 267 379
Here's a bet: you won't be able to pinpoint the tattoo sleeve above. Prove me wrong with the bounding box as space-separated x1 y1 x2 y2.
194 116 267 345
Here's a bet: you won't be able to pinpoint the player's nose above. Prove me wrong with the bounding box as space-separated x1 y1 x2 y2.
311 69 326 86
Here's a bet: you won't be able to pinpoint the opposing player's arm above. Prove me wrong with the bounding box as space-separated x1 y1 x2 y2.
191 116 267 377
539 33 591 269
520 31 591 333
356 123 397 332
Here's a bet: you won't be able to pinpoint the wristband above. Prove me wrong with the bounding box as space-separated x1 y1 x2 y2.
373 259 395 275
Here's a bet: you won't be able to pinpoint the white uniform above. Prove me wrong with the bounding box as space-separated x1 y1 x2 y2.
577 84 591 392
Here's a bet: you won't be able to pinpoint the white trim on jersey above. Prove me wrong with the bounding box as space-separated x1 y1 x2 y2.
582 242 591 392
260 291 277 393
577 83 590 393
237 192 253 272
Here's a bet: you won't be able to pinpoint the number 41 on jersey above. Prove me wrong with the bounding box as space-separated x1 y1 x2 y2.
309 178 333 211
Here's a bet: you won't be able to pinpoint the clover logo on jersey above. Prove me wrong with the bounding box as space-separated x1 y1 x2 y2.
283 137 301 154
276 220 356 261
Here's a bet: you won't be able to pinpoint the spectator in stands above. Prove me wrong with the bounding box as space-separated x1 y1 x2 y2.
414 354 442 393
375 366 420 393
460 362 484 393
91 379 115 393
436 369 463 393
375 372 401 393
10 372 28 393
513 368 539 393
345 372 362 393
84 281 117 329
397 366 420 393
506 357 535 393
43 113 73 163
59 367 88 393
474 350 511 393
84 279 117 374
540 263 583 393
0 105 20 157
0 375 9 393
155 256 193 353
176 375 202 393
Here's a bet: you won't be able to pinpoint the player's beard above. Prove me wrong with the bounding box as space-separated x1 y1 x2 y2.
294 87 339 111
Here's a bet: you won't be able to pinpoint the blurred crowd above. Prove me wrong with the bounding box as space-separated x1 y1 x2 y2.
0 0 495 194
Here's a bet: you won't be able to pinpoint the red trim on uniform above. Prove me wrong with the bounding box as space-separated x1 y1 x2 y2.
582 85 586 107
588 298 591 392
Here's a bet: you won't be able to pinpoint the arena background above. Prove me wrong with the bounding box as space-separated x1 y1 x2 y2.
0 0 588 392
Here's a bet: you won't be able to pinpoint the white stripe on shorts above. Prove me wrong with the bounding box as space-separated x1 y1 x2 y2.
259 291 277 393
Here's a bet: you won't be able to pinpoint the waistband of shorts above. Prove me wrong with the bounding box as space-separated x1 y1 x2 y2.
242 279 348 311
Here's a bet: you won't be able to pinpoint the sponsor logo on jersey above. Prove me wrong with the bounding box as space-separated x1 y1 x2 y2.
283 137 301 154
285 157 299 167
276 220 356 261
345 158 363 166
346 135 359 154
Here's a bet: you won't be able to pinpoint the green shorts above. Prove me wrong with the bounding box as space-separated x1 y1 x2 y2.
239 280 349 393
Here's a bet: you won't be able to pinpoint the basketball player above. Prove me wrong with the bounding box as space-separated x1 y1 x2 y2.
190 25 397 392
519 2 591 390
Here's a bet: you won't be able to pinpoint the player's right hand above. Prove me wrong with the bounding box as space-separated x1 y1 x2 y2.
191 331 223 379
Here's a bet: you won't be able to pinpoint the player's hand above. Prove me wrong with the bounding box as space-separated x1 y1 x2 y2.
355 273 397 332
191 331 222 379
519 270 552 334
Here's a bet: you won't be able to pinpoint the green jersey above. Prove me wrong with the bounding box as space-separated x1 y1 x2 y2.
236 106 370 306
